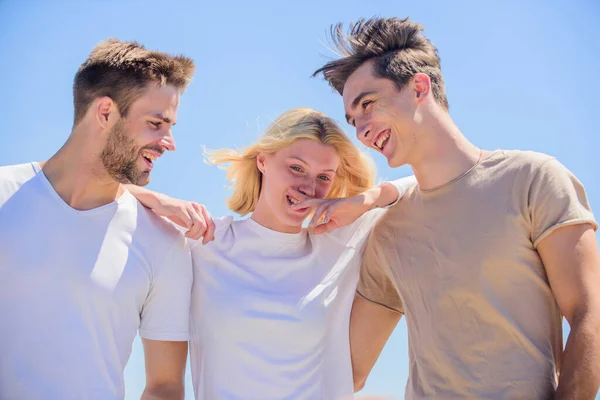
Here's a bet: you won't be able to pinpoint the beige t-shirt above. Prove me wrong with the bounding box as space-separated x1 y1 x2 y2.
358 150 597 399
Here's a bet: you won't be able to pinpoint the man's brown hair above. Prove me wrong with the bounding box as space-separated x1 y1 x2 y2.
313 17 449 110
73 39 195 125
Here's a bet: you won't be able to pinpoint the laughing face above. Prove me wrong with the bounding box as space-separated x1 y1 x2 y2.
342 60 420 168
254 139 340 233
100 84 180 186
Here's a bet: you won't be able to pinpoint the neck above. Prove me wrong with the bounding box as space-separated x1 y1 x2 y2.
251 196 302 234
409 108 482 190
41 125 123 211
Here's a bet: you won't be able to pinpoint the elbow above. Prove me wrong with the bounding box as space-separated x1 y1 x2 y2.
353 371 367 393
141 383 184 400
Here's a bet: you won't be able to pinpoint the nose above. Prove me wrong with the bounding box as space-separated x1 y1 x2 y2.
356 121 373 146
298 179 316 197
159 130 176 152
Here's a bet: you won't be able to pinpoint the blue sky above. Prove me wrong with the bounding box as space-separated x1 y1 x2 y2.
1 0 598 398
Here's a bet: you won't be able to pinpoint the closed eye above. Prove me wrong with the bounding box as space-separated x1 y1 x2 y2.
149 121 161 130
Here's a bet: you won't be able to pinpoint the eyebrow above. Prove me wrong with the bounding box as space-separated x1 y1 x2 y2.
290 156 337 173
345 90 377 125
151 112 176 126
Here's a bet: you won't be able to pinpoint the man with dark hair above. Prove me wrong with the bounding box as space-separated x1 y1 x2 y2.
0 39 213 399
315 17 600 399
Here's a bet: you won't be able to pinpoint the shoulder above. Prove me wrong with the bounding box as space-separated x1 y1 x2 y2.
0 162 40 204
0 162 39 187
187 215 235 251
475 150 562 189
132 200 189 258
497 149 555 171
322 208 387 247
215 215 236 237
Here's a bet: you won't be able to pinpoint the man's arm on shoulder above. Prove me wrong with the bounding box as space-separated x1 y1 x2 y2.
351 294 402 392
538 223 600 400
141 339 188 400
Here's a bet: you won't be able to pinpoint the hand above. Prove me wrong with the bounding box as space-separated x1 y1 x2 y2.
151 194 216 243
288 188 372 234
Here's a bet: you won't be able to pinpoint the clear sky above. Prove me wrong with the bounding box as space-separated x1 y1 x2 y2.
1 0 598 398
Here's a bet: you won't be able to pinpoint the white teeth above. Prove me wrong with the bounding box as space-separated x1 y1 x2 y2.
142 152 159 161
375 132 390 149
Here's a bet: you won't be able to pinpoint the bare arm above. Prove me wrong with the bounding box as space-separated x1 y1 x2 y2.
140 339 188 400
125 184 215 242
125 185 168 210
350 294 402 392
537 223 600 400
290 176 416 234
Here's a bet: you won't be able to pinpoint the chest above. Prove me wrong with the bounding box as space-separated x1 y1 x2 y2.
390 189 544 309
0 201 151 317
190 236 360 354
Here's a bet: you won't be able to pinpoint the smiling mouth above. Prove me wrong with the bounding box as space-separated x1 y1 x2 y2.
140 149 161 168
373 129 391 151
286 195 299 205
286 194 309 213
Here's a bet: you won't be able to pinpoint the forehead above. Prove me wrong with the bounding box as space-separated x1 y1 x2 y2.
129 83 181 120
342 62 379 110
277 139 340 170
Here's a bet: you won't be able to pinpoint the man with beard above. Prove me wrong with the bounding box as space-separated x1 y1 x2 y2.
0 39 213 399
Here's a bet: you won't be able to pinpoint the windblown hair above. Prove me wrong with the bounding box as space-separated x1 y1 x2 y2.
73 39 195 125
313 17 449 110
206 107 376 216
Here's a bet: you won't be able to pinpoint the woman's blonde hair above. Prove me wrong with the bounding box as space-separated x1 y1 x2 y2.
206 107 376 215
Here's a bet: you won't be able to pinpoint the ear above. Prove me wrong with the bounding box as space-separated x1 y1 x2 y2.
95 96 119 129
256 153 267 174
412 73 431 104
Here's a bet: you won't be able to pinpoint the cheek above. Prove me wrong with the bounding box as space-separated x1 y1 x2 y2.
263 170 290 199
316 181 334 199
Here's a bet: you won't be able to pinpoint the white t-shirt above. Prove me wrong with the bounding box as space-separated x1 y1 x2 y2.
0 162 193 400
189 177 416 400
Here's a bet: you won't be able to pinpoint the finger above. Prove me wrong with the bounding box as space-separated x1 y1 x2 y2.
312 219 338 235
169 215 191 230
286 188 317 209
197 204 216 244
286 187 309 202
174 205 194 229
316 207 332 227
309 205 329 227
291 198 322 210
185 205 207 240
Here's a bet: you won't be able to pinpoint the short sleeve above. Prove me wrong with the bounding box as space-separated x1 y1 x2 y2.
385 175 417 208
357 216 404 314
139 237 193 341
529 158 597 248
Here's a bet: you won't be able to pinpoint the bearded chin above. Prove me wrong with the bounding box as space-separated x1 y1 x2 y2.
100 120 145 185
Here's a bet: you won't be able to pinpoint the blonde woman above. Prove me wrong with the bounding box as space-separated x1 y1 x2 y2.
129 108 415 399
